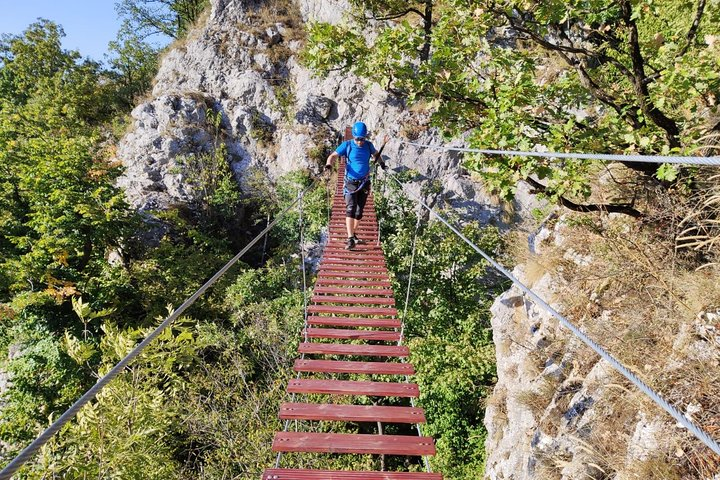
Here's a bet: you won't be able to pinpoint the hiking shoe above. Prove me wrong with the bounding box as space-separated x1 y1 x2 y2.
352 235 366 244
345 237 356 250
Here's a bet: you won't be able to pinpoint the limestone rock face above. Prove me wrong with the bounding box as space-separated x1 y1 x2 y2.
483 220 624 479
482 216 720 479
115 0 532 228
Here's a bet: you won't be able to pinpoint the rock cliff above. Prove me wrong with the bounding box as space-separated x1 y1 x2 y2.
115 0 512 226
483 215 720 479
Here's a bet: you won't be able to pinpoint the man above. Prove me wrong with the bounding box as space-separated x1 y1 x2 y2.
325 121 388 250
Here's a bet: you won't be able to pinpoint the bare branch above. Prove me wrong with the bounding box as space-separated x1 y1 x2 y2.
368 8 426 21
679 0 706 57
524 177 644 217
620 0 680 147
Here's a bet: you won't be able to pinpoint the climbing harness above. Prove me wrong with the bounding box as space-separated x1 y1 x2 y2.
343 175 369 196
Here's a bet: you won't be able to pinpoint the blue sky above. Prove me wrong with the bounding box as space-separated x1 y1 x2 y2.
1 1 124 62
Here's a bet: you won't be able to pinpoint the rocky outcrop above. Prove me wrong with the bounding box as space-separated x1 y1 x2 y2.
483 216 720 479
115 0 526 227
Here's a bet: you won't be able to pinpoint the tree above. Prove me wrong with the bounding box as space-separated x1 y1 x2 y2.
106 28 160 109
115 0 209 40
350 0 435 61
303 0 720 212
0 22 134 304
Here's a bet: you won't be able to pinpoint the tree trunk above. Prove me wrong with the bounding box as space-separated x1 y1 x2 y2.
419 0 433 62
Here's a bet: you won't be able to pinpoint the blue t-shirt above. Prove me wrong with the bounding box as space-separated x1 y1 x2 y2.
336 140 377 180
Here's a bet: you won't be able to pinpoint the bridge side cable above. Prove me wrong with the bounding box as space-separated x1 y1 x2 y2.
400 140 720 166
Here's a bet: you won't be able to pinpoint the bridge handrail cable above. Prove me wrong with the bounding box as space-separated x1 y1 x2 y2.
401 140 720 166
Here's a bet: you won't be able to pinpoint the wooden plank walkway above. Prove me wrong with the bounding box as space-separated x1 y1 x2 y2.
262 154 442 478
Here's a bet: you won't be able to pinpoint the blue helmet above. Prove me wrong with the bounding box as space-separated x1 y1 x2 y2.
352 121 368 138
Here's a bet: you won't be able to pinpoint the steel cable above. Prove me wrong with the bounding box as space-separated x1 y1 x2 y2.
401 140 720 166
0 180 317 480
396 213 432 473
385 171 720 457
275 188 312 469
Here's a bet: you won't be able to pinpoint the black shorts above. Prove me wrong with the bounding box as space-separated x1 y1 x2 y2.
344 178 370 220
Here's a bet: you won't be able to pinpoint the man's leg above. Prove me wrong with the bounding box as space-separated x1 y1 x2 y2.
345 190 358 249
346 215 355 239
352 184 369 242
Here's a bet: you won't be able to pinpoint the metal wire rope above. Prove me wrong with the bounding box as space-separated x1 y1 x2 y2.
400 140 720 166
275 188 311 469
396 213 432 473
384 171 720 457
0 180 318 480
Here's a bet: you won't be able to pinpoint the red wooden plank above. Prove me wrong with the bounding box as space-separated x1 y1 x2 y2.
279 403 426 423
329 223 377 226
317 272 390 280
287 379 419 397
321 259 386 266
307 316 401 328
262 469 443 480
307 305 397 316
322 253 385 260
272 432 436 455
304 328 401 341
324 246 383 253
323 250 383 256
329 228 378 233
321 260 385 266
314 286 394 296
314 279 392 288
298 343 409 357
320 266 387 273
329 228 377 233
294 359 414 375
311 295 395 306
325 240 380 246
323 253 385 262
329 219 377 223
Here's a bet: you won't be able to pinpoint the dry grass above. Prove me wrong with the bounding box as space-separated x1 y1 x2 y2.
516 377 562 421
622 455 682 480
528 203 720 477
245 0 306 55
676 168 720 268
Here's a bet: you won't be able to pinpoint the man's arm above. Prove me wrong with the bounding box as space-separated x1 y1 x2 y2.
373 135 390 168
325 151 339 170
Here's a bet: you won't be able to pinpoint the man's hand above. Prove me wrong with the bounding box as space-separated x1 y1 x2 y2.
321 163 332 180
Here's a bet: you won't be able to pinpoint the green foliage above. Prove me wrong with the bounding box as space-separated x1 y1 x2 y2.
303 0 720 203
274 82 296 123
244 169 330 255
301 22 371 77
106 28 160 109
249 108 276 146
0 317 87 448
0 20 136 305
24 314 207 479
115 0 209 40
175 110 242 223
169 246 307 477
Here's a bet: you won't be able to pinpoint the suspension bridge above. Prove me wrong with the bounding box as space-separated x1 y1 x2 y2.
262 158 440 479
1 137 719 479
